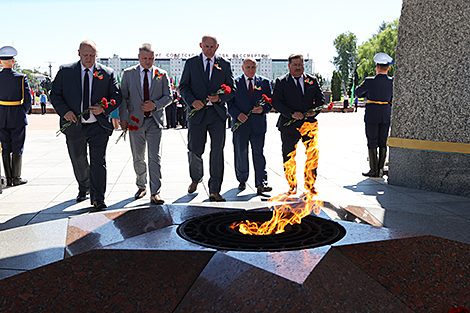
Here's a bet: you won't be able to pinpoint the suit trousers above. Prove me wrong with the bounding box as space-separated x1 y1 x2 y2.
129 117 162 195
280 127 319 192
233 130 267 186
365 122 390 149
187 107 225 194
0 126 26 155
66 122 108 202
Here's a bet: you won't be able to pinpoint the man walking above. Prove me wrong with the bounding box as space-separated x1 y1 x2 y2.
0 46 31 187
179 34 235 202
228 57 272 195
50 40 122 211
119 43 172 205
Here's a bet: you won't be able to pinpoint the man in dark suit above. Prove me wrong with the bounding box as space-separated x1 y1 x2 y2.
50 40 122 210
228 58 272 195
180 34 235 202
355 52 394 178
0 46 31 188
272 54 325 194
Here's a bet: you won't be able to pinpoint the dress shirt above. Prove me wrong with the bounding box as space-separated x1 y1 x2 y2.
244 75 255 90
202 55 214 80
202 55 215 106
291 74 305 94
81 63 97 123
139 64 153 92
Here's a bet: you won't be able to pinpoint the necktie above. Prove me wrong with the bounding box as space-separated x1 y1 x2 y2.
248 78 254 100
143 69 150 118
295 77 303 96
83 68 90 120
206 58 211 81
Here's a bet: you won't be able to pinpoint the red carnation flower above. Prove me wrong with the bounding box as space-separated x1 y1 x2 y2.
221 84 231 95
110 99 116 106
134 117 140 124
262 94 272 104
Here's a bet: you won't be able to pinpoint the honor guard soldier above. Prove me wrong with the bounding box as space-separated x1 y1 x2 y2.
0 46 31 187
355 52 394 178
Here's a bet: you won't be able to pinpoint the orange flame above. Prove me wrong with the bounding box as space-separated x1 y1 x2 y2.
230 121 321 235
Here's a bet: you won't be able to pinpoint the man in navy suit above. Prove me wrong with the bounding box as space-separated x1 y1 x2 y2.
355 52 394 178
228 58 272 195
180 34 235 202
51 40 122 210
0 46 31 188
272 54 325 194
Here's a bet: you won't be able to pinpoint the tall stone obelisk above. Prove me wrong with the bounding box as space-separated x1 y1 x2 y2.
388 0 470 197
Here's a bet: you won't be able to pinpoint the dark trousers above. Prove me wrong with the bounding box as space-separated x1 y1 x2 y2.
233 130 267 186
365 122 390 149
41 103 46 114
165 105 177 128
0 126 26 155
187 107 225 194
66 122 108 202
280 122 319 192
177 107 187 127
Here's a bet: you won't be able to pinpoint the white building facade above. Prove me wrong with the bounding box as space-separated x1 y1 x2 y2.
98 53 315 84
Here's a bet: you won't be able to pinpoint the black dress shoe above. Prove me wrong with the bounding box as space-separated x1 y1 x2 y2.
238 182 246 190
256 184 272 195
92 200 107 211
209 193 226 202
76 191 89 202
134 188 147 199
150 194 165 205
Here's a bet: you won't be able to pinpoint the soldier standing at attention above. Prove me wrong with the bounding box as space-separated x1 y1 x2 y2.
0 46 31 187
355 52 394 178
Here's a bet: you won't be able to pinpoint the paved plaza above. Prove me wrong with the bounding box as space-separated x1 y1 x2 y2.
1 110 469 280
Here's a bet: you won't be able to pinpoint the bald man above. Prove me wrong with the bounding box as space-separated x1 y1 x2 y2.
51 40 122 211
180 34 235 202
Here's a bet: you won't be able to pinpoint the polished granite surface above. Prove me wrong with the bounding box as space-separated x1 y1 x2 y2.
4 203 468 312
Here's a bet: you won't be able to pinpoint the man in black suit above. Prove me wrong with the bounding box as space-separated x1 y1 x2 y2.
272 54 325 194
179 34 235 202
50 40 122 210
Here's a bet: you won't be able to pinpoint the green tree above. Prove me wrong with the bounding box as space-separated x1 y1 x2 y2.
331 70 342 101
13 61 48 92
332 32 357 91
314 73 326 90
356 19 399 83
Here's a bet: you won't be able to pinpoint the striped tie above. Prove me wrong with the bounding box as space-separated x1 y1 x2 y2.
248 78 253 100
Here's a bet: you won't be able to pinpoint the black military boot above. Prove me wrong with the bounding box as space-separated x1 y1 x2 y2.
378 147 387 177
2 154 13 187
11 154 27 186
362 148 379 177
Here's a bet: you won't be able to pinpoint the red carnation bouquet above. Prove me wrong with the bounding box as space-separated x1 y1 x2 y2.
56 97 116 136
231 94 272 132
116 116 140 143
188 84 231 118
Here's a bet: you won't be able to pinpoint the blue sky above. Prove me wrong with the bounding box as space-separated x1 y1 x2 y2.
3 0 402 78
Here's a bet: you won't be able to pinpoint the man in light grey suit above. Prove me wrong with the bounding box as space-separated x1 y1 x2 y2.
119 43 172 205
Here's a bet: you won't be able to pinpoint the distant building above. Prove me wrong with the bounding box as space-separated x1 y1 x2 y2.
97 53 315 84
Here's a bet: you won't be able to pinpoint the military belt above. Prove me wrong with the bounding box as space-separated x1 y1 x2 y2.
366 100 390 105
0 100 23 106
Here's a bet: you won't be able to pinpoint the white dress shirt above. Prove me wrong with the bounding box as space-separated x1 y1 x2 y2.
81 63 97 123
